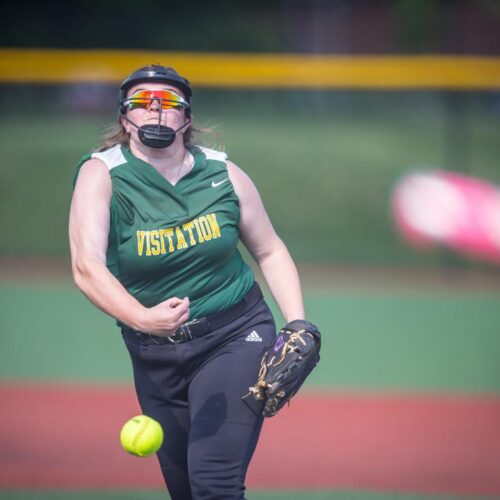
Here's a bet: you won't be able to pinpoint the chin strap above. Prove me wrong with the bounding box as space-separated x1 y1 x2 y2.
122 115 191 149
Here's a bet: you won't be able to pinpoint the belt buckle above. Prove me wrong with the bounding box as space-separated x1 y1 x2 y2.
169 319 199 344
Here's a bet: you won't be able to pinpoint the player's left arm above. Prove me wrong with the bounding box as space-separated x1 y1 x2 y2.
227 160 305 322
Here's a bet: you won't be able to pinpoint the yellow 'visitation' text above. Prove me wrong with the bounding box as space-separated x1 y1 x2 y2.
136 213 221 256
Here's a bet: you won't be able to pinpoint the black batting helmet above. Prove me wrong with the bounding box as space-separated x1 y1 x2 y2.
119 64 192 114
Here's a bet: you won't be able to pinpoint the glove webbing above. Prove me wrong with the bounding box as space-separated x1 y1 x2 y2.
245 329 310 401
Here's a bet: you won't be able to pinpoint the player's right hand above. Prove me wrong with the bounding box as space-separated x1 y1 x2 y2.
139 297 190 336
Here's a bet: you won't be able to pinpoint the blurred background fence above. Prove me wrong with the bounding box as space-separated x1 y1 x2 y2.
1 0 499 268
2 3 500 496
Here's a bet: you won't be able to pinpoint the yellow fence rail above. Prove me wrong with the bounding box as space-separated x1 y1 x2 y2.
1 49 500 90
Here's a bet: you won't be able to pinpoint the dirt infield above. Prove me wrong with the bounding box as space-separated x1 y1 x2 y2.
0 383 499 495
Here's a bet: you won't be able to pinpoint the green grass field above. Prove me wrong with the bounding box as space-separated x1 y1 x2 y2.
1 88 499 264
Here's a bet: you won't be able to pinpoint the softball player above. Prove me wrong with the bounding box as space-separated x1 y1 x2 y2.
69 64 305 500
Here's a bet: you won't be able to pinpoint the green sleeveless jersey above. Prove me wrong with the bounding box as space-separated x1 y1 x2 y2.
75 145 255 319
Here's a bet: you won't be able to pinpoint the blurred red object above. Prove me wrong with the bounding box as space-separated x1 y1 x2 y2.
392 170 500 264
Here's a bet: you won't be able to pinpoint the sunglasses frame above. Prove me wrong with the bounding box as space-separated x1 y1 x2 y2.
123 89 190 111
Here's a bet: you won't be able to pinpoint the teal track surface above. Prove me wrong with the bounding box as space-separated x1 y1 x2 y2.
1 282 499 392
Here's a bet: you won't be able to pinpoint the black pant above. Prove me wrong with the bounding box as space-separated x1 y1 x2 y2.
122 293 276 500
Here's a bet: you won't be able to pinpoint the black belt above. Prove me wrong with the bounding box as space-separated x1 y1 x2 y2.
122 282 263 345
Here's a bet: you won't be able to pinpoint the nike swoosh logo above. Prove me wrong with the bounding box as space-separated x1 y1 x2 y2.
212 178 230 188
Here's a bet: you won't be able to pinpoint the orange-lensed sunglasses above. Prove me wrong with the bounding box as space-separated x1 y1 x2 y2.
123 89 190 111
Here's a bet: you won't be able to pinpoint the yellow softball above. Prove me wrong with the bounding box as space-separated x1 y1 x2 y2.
120 415 164 457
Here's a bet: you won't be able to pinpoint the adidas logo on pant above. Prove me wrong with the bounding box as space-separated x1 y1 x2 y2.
245 330 262 342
